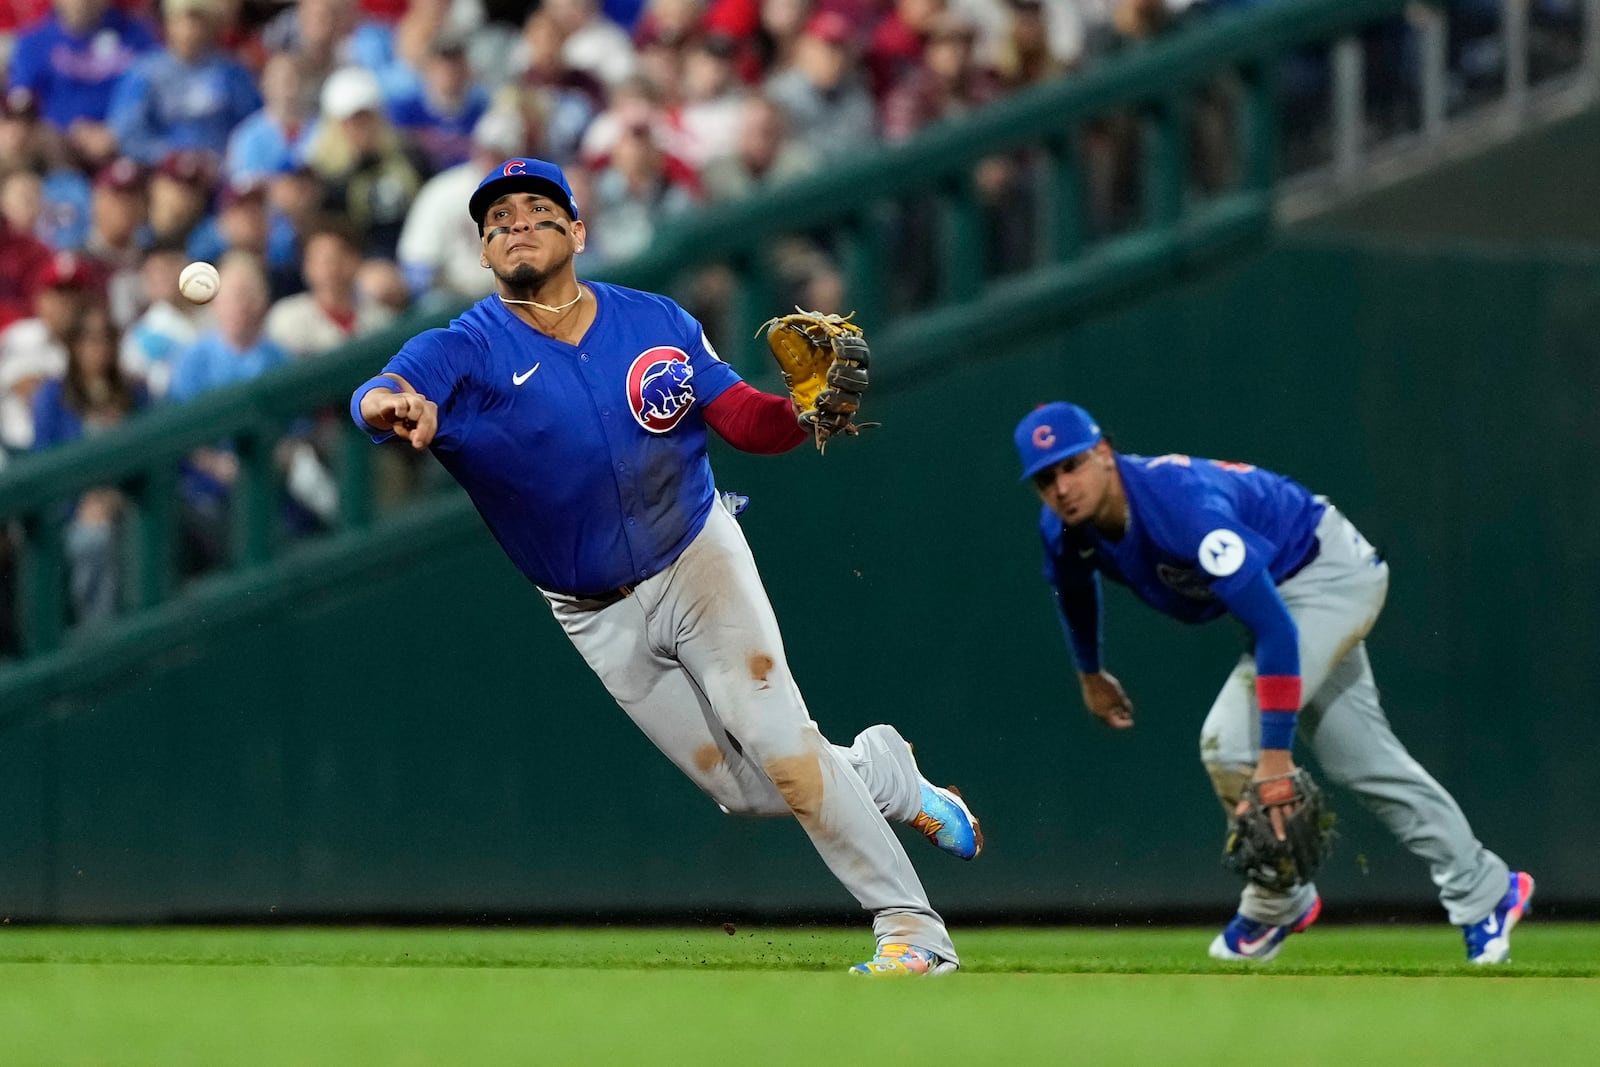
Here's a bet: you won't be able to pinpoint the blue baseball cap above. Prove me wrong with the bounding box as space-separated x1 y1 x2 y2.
1014 401 1103 481
468 157 579 229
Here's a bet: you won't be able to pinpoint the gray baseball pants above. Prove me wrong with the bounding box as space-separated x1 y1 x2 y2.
543 502 956 963
1200 503 1510 927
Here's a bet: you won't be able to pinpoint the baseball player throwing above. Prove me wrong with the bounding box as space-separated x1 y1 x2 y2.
1013 400 1532 963
349 157 981 976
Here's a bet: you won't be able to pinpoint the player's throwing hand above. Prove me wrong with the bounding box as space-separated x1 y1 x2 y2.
361 384 439 450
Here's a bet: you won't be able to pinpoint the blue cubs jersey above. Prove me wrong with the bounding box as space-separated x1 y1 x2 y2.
1042 453 1326 623
380 282 740 594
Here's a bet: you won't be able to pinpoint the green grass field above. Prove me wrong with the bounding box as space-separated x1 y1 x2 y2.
2 924 1597 1065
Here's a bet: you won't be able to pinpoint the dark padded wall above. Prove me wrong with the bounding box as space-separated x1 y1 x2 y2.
3 233 1595 922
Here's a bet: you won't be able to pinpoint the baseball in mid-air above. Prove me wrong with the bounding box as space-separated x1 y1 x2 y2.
179 261 221 304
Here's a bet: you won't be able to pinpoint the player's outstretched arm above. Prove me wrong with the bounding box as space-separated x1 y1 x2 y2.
1079 670 1134 729
357 372 439 451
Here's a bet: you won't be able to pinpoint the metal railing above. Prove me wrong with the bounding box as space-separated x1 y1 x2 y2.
0 0 1588 709
1279 0 1600 217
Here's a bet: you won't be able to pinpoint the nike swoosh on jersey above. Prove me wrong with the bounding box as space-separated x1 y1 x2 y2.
1078 547 1096 558
513 363 541 386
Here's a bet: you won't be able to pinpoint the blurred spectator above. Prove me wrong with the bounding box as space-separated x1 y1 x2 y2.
764 11 876 160
699 92 814 200
992 0 1073 88
6 0 157 164
259 0 360 109
385 31 490 174
107 0 261 165
750 0 812 82
262 217 398 529
882 10 1004 139
579 74 676 168
341 0 465 105
119 239 201 399
513 10 610 154
0 168 43 242
30 303 146 627
261 161 322 295
633 21 689 109
31 303 142 448
545 0 638 90
0 250 95 451
37 166 92 252
167 250 286 402
165 250 287 572
302 65 424 258
147 148 215 250
867 0 946 102
203 177 261 262
1111 0 1197 43
187 174 301 283
82 156 148 326
702 0 761 46
603 0 651 33
354 256 410 316
697 92 839 327
678 32 748 167
265 221 394 358
3 88 98 252
223 51 311 184
0 203 53 331
590 118 696 262
0 86 48 176
397 106 527 304
631 0 705 49
1014 0 1121 69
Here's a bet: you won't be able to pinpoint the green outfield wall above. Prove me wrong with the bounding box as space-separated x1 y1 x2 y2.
2 233 1595 922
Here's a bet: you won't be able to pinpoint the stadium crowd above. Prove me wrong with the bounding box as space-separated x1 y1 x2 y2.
0 0 1559 643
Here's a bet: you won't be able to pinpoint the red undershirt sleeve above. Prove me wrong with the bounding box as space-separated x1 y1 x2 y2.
702 381 808 454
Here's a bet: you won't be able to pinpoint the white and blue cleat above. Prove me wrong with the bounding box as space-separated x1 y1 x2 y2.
1208 896 1322 962
910 781 984 860
1463 870 1535 964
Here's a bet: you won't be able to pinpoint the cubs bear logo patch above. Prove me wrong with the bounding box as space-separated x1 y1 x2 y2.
628 346 696 433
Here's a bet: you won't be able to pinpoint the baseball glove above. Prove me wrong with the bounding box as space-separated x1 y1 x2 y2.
758 309 875 453
1221 768 1336 892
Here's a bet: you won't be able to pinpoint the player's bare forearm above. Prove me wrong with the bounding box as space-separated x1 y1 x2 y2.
1252 749 1296 779
360 373 438 450
1078 669 1134 729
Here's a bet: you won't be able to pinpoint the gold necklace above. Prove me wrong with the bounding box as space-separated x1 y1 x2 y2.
501 290 583 314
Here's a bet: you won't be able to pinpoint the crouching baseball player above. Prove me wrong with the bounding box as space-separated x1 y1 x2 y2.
1013 400 1532 964
350 157 981 976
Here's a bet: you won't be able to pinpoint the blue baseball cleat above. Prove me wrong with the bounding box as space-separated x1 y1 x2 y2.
849 943 958 977
1463 870 1535 964
1208 895 1322 962
910 782 984 860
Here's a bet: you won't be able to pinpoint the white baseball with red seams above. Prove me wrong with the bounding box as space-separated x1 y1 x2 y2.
179 261 220 304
